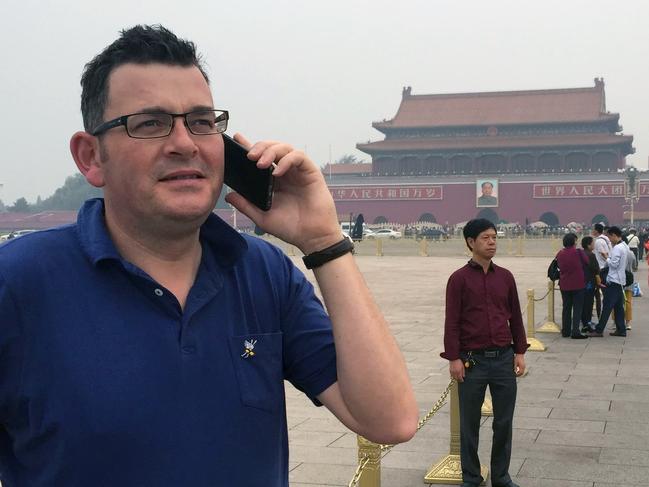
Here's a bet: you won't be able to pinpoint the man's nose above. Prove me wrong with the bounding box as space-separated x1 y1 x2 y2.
164 118 198 157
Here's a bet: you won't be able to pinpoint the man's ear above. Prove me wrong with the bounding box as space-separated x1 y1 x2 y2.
466 238 474 251
70 131 105 188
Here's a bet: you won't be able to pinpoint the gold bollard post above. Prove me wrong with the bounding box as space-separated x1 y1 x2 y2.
537 280 561 333
357 436 381 487
516 236 523 257
481 393 493 417
419 238 429 257
375 238 383 257
507 238 513 255
424 381 488 484
526 288 546 351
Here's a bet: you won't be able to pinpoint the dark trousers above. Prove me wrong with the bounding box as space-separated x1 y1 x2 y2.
458 348 516 487
639 243 644 261
596 283 626 335
581 286 596 327
631 248 638 270
560 289 584 336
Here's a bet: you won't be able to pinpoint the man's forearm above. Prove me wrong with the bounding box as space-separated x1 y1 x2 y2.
312 253 418 442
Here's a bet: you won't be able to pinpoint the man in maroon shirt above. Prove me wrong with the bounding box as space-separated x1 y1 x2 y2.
441 219 527 487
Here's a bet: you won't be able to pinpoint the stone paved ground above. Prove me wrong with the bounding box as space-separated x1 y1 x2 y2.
282 240 649 487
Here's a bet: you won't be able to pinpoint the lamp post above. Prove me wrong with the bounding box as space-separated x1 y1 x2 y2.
622 166 640 226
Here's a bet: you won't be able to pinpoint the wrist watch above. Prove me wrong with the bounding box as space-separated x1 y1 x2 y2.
302 237 354 269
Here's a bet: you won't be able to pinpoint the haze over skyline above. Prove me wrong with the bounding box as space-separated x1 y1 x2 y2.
1 0 647 205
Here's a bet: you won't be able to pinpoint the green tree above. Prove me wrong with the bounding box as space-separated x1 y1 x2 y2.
335 154 364 165
10 197 30 212
33 174 102 211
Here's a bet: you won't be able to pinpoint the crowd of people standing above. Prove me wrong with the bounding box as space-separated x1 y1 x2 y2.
555 223 641 339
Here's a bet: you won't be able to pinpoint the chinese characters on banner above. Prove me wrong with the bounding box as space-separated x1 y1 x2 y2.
533 183 627 198
329 186 443 201
639 182 649 196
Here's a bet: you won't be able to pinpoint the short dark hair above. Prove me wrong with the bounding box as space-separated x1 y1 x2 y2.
463 218 496 250
562 233 577 248
581 236 593 249
481 181 493 189
593 223 604 234
608 226 622 237
80 24 209 133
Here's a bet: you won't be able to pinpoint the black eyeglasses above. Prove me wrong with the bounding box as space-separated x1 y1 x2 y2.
91 109 229 139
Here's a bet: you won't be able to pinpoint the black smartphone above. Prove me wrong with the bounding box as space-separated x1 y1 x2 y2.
223 134 274 211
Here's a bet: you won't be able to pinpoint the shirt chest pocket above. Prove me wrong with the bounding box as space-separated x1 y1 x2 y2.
228 332 284 413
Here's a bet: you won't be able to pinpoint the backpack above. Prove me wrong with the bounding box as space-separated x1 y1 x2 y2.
625 270 634 287
547 258 560 281
577 248 592 288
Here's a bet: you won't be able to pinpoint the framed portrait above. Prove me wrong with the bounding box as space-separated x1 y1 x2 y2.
476 179 499 207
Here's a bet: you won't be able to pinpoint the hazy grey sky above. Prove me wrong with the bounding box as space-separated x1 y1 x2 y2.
1 0 647 205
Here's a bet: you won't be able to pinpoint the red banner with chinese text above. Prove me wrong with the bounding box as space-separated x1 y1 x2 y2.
533 183 625 198
329 185 443 201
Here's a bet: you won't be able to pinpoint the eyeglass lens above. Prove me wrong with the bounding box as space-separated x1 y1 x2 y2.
126 110 227 138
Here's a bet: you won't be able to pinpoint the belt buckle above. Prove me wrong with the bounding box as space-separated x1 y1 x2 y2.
484 350 498 358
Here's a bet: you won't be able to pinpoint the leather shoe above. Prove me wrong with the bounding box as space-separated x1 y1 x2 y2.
587 331 603 337
609 331 626 337
571 334 588 339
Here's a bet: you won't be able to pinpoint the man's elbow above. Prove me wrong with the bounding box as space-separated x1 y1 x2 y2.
388 414 418 444
362 410 419 445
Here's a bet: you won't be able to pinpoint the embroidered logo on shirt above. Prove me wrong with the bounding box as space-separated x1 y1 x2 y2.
241 339 257 358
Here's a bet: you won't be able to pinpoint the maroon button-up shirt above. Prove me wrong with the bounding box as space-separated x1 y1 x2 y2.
441 260 528 361
556 246 588 291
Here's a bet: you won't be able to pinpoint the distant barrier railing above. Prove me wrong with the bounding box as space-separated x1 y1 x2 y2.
283 235 570 259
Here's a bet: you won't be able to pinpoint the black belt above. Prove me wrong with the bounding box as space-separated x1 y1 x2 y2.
467 346 512 358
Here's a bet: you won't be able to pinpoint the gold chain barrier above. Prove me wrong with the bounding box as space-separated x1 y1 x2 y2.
375 238 383 257
526 288 547 351
537 280 561 333
348 380 453 487
419 238 429 257
423 380 488 484
515 235 524 257
348 283 553 486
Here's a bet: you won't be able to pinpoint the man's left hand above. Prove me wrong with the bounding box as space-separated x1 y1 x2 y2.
224 134 341 254
514 354 526 376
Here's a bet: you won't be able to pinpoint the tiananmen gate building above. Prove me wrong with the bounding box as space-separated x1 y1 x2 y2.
325 78 646 227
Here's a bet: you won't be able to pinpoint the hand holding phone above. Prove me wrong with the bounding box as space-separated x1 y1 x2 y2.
223 134 274 211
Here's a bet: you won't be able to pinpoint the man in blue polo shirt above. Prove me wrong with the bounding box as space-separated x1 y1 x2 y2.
0 25 417 486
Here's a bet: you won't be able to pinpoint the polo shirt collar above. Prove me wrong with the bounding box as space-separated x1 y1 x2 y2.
76 198 247 268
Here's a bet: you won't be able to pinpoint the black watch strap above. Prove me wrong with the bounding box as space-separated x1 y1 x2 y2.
302 237 354 269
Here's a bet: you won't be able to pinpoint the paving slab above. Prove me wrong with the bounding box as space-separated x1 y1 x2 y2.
278 249 649 486
519 457 649 484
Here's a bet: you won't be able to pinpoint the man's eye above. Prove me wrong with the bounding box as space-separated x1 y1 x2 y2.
142 119 163 127
191 118 214 127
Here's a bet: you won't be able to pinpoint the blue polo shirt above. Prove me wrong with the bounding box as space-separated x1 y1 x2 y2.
0 198 337 487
